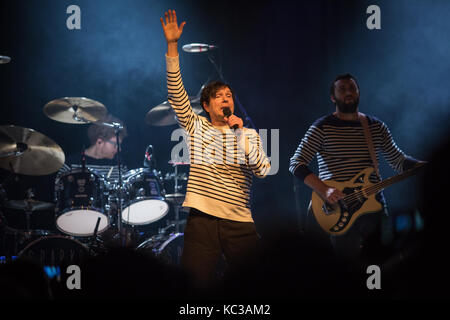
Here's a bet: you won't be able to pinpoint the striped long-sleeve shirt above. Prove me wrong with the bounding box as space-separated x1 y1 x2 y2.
289 114 417 183
166 55 270 222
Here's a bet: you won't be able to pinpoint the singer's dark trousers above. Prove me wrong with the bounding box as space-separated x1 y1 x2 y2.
181 208 260 289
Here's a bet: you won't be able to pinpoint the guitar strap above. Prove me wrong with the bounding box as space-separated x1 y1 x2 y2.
358 112 381 179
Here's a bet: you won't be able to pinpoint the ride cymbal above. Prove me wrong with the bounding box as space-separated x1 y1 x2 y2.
43 97 107 124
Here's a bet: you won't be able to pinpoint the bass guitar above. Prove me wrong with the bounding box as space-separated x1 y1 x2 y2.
311 166 424 236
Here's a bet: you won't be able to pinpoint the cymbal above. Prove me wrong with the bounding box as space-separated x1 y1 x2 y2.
165 192 186 199
145 96 204 126
0 125 65 175
168 159 190 166
4 199 55 212
164 172 188 181
0 129 16 158
0 55 11 64
43 97 107 124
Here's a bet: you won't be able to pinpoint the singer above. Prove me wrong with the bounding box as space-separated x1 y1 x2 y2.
160 10 271 289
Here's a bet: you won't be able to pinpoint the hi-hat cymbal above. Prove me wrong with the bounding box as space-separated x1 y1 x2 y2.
164 172 188 181
168 160 190 166
43 97 107 124
165 192 186 199
0 125 65 176
4 199 55 212
145 96 204 126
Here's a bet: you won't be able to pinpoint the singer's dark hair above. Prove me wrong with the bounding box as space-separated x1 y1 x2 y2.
200 81 234 116
330 73 360 98
87 114 128 145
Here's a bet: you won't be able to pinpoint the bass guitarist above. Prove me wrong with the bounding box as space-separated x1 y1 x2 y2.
289 73 424 265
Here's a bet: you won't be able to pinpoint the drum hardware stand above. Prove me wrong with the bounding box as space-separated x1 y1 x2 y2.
91 120 127 247
173 163 181 233
0 177 11 206
158 223 175 235
166 163 186 233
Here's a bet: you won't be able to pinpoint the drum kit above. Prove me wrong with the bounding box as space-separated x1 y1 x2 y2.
0 95 201 268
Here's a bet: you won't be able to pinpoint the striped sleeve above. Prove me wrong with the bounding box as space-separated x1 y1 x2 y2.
378 121 417 173
289 125 324 181
57 163 71 177
237 128 271 178
166 55 199 134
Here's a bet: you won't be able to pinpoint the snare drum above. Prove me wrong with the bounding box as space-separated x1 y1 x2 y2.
122 168 169 225
54 169 109 237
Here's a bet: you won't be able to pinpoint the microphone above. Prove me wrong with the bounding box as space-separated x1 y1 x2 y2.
143 144 154 168
223 107 238 130
182 43 218 53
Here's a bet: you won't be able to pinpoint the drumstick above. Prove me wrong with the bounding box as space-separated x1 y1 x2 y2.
107 166 113 179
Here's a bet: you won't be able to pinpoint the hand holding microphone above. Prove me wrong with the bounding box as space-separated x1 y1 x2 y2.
223 107 243 130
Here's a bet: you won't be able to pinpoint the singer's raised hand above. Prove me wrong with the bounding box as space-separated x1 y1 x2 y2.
160 10 186 44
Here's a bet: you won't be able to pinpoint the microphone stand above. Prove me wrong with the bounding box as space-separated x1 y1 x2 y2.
93 120 126 247
114 124 125 247
207 52 256 130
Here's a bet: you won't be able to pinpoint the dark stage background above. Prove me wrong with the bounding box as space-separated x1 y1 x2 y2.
1 0 449 236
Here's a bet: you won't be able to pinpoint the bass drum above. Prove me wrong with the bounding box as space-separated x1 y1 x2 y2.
136 232 183 266
54 169 109 237
122 168 169 225
18 235 90 267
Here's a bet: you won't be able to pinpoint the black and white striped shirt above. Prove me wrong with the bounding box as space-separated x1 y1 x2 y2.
166 55 270 222
289 114 416 183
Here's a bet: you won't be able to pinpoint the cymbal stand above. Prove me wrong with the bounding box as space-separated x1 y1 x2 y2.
23 188 35 238
0 174 13 206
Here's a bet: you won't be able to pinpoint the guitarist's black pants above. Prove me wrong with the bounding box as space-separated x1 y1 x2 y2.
306 203 388 267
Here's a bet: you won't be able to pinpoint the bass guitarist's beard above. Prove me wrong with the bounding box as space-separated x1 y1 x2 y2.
335 96 359 114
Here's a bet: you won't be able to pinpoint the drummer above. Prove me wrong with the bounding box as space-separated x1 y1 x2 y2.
63 114 127 169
